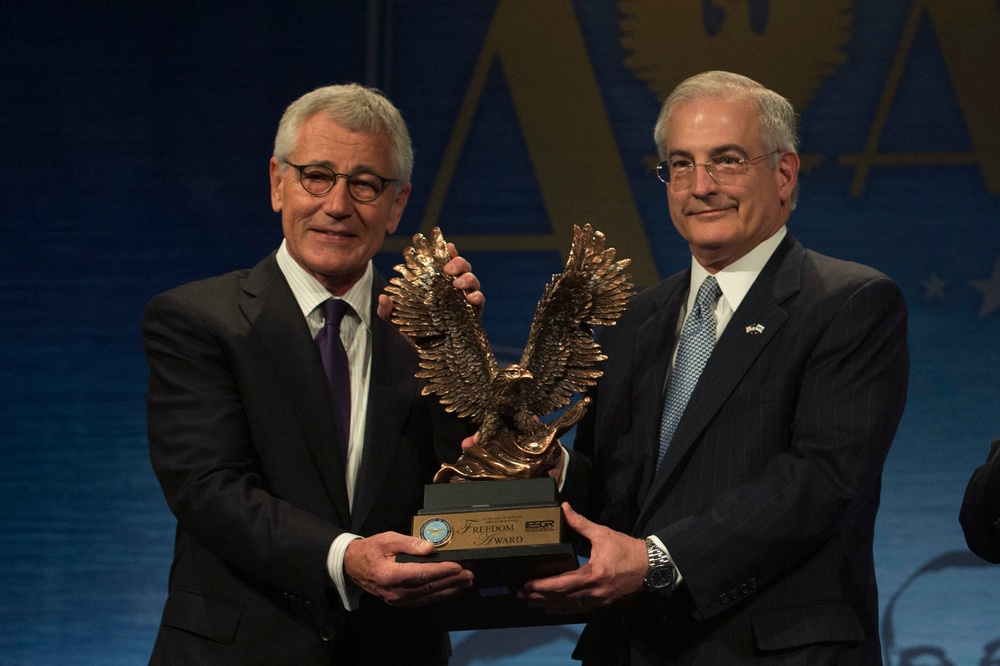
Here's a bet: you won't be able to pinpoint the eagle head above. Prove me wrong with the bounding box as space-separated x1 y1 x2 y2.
495 365 533 401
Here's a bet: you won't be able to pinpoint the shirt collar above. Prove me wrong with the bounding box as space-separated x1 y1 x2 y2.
688 225 786 313
276 239 372 329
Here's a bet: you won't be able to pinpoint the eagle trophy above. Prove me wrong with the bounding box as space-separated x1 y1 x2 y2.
386 224 633 483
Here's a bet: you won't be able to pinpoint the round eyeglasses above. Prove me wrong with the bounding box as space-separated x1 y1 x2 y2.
656 151 779 189
283 161 398 202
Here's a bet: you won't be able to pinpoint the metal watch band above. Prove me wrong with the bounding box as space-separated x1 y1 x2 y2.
644 538 677 592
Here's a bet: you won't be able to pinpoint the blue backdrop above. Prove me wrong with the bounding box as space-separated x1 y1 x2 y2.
2 2 999 664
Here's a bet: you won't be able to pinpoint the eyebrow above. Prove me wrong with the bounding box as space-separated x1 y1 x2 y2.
299 159 385 176
666 144 750 159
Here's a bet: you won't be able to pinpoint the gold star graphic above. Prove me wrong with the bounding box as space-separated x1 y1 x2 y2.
970 259 1000 319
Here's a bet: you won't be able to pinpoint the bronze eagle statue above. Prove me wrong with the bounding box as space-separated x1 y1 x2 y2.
385 224 633 483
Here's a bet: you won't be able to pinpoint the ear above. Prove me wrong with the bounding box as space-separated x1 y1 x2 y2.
269 157 284 213
776 151 799 203
384 181 411 235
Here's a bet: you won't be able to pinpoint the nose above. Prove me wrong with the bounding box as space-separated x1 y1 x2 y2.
321 177 354 216
688 163 718 196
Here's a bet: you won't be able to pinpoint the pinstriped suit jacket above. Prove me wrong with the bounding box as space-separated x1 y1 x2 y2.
143 252 468 665
565 234 909 665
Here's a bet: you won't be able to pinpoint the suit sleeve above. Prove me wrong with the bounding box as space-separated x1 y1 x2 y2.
143 290 340 599
960 438 1000 563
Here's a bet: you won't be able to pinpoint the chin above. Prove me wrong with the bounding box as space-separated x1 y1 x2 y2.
689 232 734 251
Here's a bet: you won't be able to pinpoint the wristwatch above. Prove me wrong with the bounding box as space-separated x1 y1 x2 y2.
644 538 678 592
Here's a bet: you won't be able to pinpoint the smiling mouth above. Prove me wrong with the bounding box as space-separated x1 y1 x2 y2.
313 228 355 238
689 207 730 217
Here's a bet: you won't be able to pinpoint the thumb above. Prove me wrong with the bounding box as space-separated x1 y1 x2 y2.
461 431 480 450
396 534 436 557
561 502 595 536
376 293 394 321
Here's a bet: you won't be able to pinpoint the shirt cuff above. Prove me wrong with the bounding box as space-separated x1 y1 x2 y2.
555 442 570 492
328 532 363 611
648 534 684 586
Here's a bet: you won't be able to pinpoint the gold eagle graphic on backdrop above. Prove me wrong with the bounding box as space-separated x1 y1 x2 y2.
387 225 633 483
619 0 852 113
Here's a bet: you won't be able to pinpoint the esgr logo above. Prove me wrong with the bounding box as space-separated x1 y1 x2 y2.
525 519 555 532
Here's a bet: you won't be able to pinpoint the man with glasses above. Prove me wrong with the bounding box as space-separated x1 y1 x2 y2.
521 71 910 664
143 84 480 664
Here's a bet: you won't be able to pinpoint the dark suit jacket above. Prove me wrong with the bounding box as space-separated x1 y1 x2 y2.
960 438 1000 563
564 234 909 665
142 252 469 665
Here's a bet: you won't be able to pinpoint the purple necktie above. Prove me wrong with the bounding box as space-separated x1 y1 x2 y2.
316 299 352 462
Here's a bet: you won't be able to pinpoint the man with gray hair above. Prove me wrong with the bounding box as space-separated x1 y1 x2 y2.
522 71 909 664
143 83 480 664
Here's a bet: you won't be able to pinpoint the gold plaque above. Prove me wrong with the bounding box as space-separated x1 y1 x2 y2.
414 506 563 551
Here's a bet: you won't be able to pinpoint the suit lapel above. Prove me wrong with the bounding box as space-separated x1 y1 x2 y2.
349 274 419 532
239 254 352 527
631 275 688 501
639 236 804 521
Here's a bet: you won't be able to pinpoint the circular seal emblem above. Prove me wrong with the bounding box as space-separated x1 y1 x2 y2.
418 517 453 547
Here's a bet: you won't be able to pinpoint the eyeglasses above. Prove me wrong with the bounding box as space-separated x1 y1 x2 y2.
283 161 397 202
656 151 779 189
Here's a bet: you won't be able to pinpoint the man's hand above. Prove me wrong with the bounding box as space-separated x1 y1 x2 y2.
518 503 647 614
344 532 473 607
378 242 484 320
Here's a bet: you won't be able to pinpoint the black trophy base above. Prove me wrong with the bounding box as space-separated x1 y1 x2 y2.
396 477 585 630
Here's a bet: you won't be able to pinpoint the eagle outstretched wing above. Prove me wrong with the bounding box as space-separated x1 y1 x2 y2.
518 224 633 417
385 228 498 425
388 225 634 482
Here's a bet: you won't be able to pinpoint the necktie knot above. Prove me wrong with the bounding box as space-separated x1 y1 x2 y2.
323 299 351 333
693 276 721 314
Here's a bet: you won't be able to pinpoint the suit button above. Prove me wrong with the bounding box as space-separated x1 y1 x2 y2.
719 593 729 605
320 625 337 642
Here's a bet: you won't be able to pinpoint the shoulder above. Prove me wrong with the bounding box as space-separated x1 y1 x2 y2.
155 268 248 302
774 239 905 315
801 248 893 286
765 234 894 292
802 249 905 313
142 254 284 334
146 254 278 310
624 271 687 319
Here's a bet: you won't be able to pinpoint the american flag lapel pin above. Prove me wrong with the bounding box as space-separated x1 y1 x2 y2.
745 323 765 334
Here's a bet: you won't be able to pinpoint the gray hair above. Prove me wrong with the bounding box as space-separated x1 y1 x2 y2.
273 83 413 184
653 71 799 208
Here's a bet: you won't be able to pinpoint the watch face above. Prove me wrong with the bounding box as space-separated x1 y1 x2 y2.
648 565 675 590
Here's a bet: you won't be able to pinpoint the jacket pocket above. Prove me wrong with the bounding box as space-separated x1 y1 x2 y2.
750 601 864 652
161 587 241 645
